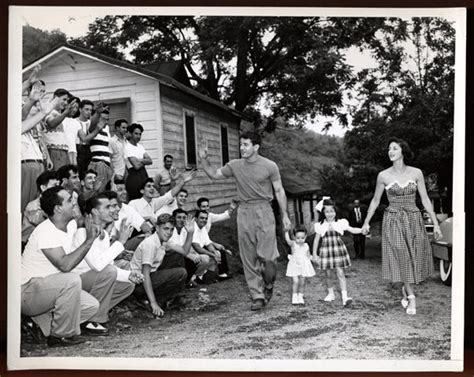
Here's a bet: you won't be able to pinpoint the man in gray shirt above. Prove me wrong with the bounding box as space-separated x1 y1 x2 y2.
199 131 291 311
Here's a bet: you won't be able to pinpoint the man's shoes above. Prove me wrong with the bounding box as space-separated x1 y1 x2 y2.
250 299 265 311
217 273 232 281
21 316 45 343
47 335 83 347
168 296 186 310
81 321 108 336
264 284 274 303
194 276 206 285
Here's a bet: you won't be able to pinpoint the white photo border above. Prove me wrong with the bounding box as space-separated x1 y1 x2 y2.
7 5 466 372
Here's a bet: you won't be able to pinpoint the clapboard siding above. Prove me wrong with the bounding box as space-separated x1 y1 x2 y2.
28 48 248 202
35 51 162 176
160 88 241 205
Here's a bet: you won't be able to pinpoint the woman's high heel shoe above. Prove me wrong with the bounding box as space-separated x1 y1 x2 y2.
401 286 408 309
406 295 416 315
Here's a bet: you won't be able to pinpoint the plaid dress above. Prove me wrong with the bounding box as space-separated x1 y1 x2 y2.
316 220 352 270
382 181 434 283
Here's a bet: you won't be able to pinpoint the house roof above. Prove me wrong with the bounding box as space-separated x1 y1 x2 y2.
279 167 321 196
22 43 251 121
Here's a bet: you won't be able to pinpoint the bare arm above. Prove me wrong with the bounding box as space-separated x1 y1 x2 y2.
312 233 321 258
169 169 197 197
362 172 386 232
347 226 363 235
192 242 217 259
284 230 293 247
142 264 164 317
272 178 291 230
415 168 442 239
42 237 95 273
128 156 145 170
198 138 226 180
142 153 153 166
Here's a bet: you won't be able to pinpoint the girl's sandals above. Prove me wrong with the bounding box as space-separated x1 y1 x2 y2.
406 295 416 315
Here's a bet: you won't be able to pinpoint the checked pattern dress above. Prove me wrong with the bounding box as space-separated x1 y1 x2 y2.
382 180 434 283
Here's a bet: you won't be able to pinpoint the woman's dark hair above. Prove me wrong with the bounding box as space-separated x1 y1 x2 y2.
40 186 66 217
318 199 339 224
387 138 414 163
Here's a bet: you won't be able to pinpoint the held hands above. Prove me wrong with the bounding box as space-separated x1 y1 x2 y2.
282 214 292 231
311 255 321 266
433 225 443 241
361 224 370 236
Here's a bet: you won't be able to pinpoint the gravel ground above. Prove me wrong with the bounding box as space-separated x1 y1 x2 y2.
21 226 452 361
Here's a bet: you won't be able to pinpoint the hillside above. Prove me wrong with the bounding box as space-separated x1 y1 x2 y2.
259 127 343 192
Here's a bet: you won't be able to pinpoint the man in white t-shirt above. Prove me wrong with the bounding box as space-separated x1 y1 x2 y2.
71 192 144 335
167 208 214 287
155 188 188 216
129 170 196 225
21 186 101 347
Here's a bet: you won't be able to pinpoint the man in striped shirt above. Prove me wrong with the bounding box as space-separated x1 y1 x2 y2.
87 106 113 193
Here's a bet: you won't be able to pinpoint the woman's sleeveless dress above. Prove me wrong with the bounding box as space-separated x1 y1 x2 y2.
382 180 434 283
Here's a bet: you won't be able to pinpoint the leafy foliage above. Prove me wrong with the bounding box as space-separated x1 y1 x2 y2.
23 25 67 66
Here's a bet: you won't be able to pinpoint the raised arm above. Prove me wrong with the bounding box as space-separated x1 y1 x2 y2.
362 172 386 234
415 168 442 239
272 178 291 230
44 99 77 131
22 97 60 134
198 138 226 180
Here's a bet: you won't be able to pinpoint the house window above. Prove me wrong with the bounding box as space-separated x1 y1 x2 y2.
220 124 229 165
184 111 197 167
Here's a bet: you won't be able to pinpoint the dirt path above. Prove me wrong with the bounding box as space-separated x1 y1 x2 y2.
21 232 451 360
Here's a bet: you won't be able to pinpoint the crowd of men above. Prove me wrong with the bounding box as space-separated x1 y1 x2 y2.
20 66 237 347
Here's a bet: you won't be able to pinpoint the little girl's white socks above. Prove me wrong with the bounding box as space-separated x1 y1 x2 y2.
324 288 335 302
297 293 305 305
292 293 298 305
341 290 353 306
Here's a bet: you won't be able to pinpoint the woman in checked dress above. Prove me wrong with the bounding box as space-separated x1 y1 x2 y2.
362 139 443 315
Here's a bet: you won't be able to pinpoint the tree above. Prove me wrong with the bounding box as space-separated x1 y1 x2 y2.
321 17 455 213
23 25 67 66
71 16 392 126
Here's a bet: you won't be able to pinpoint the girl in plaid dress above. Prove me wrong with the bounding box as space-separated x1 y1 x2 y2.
312 200 363 307
362 139 443 315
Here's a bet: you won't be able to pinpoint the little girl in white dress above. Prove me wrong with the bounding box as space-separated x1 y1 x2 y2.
285 228 316 305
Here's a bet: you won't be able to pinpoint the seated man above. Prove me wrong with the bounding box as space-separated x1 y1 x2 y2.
79 168 101 201
192 210 231 283
113 177 154 251
196 197 236 272
22 170 59 248
71 193 144 335
128 169 195 224
155 188 188 216
166 208 214 287
21 186 100 347
131 214 187 317
196 197 236 232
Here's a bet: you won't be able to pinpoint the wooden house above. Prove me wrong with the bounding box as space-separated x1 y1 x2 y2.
22 44 253 209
